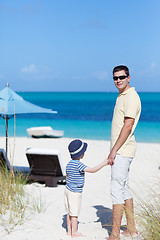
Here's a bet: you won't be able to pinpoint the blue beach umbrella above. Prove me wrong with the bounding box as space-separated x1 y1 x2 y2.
0 83 57 156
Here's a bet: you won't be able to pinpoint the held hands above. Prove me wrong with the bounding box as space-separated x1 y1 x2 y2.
107 149 117 166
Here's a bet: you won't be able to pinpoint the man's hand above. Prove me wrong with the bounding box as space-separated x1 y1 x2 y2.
107 149 117 166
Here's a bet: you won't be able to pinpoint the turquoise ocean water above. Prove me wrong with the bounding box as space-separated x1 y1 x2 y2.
0 92 160 143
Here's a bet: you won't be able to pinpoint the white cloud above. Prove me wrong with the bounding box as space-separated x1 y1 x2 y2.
150 62 156 70
92 70 109 81
135 62 160 82
20 64 60 81
147 62 160 75
21 64 38 73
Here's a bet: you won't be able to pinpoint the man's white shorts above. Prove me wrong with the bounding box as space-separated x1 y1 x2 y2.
64 188 82 216
111 154 133 205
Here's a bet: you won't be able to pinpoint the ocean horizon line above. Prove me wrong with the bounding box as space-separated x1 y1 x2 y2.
16 90 160 93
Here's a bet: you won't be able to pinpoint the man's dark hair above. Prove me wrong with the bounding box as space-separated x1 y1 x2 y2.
113 65 130 76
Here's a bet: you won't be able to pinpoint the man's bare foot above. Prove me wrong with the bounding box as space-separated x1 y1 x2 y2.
71 232 83 238
105 234 120 240
67 232 71 236
122 229 138 237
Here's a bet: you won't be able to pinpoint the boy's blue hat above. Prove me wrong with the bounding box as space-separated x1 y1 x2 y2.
68 139 87 159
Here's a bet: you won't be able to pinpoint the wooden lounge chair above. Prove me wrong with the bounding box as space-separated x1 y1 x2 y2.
0 148 66 188
0 148 10 170
0 148 30 173
26 148 66 187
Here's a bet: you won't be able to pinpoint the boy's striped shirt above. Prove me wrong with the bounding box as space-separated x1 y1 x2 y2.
66 160 87 192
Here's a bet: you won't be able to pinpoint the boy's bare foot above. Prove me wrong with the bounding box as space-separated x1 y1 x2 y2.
67 232 71 236
71 232 83 238
122 229 138 237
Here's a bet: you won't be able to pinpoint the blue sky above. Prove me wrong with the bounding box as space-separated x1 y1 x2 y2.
0 0 160 92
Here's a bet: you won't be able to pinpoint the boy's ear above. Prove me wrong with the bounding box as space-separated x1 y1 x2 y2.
81 153 85 159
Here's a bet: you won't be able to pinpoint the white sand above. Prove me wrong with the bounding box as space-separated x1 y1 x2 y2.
0 137 160 240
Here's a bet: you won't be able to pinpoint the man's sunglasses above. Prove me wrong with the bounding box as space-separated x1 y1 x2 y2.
113 75 128 81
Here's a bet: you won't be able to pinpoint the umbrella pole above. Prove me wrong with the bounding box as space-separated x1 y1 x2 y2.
5 116 8 157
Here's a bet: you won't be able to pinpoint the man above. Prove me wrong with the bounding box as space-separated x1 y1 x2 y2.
107 65 141 240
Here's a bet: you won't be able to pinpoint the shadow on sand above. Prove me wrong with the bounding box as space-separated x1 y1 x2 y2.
62 206 127 236
62 214 67 232
93 205 127 236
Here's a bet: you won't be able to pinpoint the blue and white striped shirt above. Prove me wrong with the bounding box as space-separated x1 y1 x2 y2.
66 160 87 192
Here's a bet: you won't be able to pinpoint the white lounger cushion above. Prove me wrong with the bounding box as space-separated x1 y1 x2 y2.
27 126 64 137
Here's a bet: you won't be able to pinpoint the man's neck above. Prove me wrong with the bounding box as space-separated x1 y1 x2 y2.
119 85 130 94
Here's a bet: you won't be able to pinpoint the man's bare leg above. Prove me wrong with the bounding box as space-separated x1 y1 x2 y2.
106 204 124 240
122 198 138 236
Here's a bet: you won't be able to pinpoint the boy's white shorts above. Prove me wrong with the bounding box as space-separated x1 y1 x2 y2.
111 154 133 205
64 188 82 217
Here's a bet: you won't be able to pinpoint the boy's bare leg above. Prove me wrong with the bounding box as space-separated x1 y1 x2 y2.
71 216 83 238
106 204 124 240
122 198 138 236
67 214 72 235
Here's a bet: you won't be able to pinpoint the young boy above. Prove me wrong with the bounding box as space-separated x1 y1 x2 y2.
64 139 108 238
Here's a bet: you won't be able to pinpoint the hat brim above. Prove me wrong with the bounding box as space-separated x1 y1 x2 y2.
70 142 88 159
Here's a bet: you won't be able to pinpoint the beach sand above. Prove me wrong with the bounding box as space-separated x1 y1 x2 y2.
0 137 160 240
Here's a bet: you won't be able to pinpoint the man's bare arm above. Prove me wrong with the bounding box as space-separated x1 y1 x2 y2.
107 117 135 165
